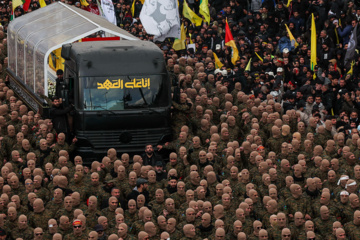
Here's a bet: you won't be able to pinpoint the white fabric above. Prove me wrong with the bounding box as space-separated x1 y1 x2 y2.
340 191 349 196
345 181 357 189
100 0 117 25
140 0 180 41
338 176 349 185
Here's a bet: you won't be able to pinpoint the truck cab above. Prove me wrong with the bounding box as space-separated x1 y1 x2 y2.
60 40 172 160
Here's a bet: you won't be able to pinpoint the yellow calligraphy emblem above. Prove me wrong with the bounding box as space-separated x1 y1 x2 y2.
102 79 113 90
125 80 134 89
142 78 150 89
134 79 142 88
97 79 122 90
98 78 150 89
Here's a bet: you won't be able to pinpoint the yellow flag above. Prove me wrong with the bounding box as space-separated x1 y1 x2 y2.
334 27 339 45
39 0 46 8
49 48 65 72
286 0 292 7
189 33 194 44
49 53 56 71
245 58 251 71
183 0 203 27
199 0 210 23
80 0 89 6
173 23 186 51
140 0 144 3
255 52 263 62
55 48 65 71
213 52 223 69
131 0 135 17
347 60 355 75
285 24 298 48
12 0 23 12
310 13 317 71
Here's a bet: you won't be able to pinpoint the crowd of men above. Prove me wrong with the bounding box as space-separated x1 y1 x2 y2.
2 0 360 239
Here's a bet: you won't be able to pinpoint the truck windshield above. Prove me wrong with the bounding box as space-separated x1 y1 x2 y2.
81 75 168 111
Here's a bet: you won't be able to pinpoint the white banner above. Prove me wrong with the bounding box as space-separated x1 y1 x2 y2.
140 0 180 42
100 0 117 25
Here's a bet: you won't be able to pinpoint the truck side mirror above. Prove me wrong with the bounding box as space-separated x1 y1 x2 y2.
61 43 72 60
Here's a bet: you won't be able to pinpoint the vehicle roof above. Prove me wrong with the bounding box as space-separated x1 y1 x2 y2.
68 40 166 76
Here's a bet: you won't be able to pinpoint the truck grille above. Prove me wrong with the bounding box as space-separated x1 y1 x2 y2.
77 128 171 151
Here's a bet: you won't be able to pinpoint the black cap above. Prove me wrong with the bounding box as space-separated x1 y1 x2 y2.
169 176 178 181
155 161 163 167
56 69 63 75
297 102 305 108
94 224 104 232
136 178 148 186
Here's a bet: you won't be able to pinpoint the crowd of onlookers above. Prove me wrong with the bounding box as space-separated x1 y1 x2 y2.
2 0 360 239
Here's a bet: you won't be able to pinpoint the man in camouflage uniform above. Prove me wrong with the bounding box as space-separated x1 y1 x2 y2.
101 196 118 221
167 217 183 239
4 207 18 231
52 132 76 155
124 199 138 226
158 131 193 155
130 209 153 235
54 196 74 222
46 188 64 217
43 219 58 239
28 199 52 230
84 196 102 229
171 181 186 208
149 189 165 217
11 214 34 240
267 126 283 154
63 219 88 240
313 206 336 238
285 184 311 220
58 216 72 237
344 210 360 237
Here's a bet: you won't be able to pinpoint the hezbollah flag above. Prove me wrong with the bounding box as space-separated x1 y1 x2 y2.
199 0 210 23
285 24 298 48
225 19 239 65
213 52 223 69
12 0 24 12
49 48 65 72
131 0 135 17
347 60 355 75
173 23 186 51
39 0 46 8
183 0 202 27
80 0 89 6
245 58 252 71
286 0 292 7
310 13 317 71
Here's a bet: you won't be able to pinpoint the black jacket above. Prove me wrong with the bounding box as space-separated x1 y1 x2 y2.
127 189 150 204
50 104 72 134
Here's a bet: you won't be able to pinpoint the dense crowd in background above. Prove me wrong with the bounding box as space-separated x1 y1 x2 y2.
0 0 359 239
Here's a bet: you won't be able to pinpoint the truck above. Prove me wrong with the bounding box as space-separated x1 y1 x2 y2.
61 40 172 160
63 40 173 160
8 40 173 161
7 3 173 161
